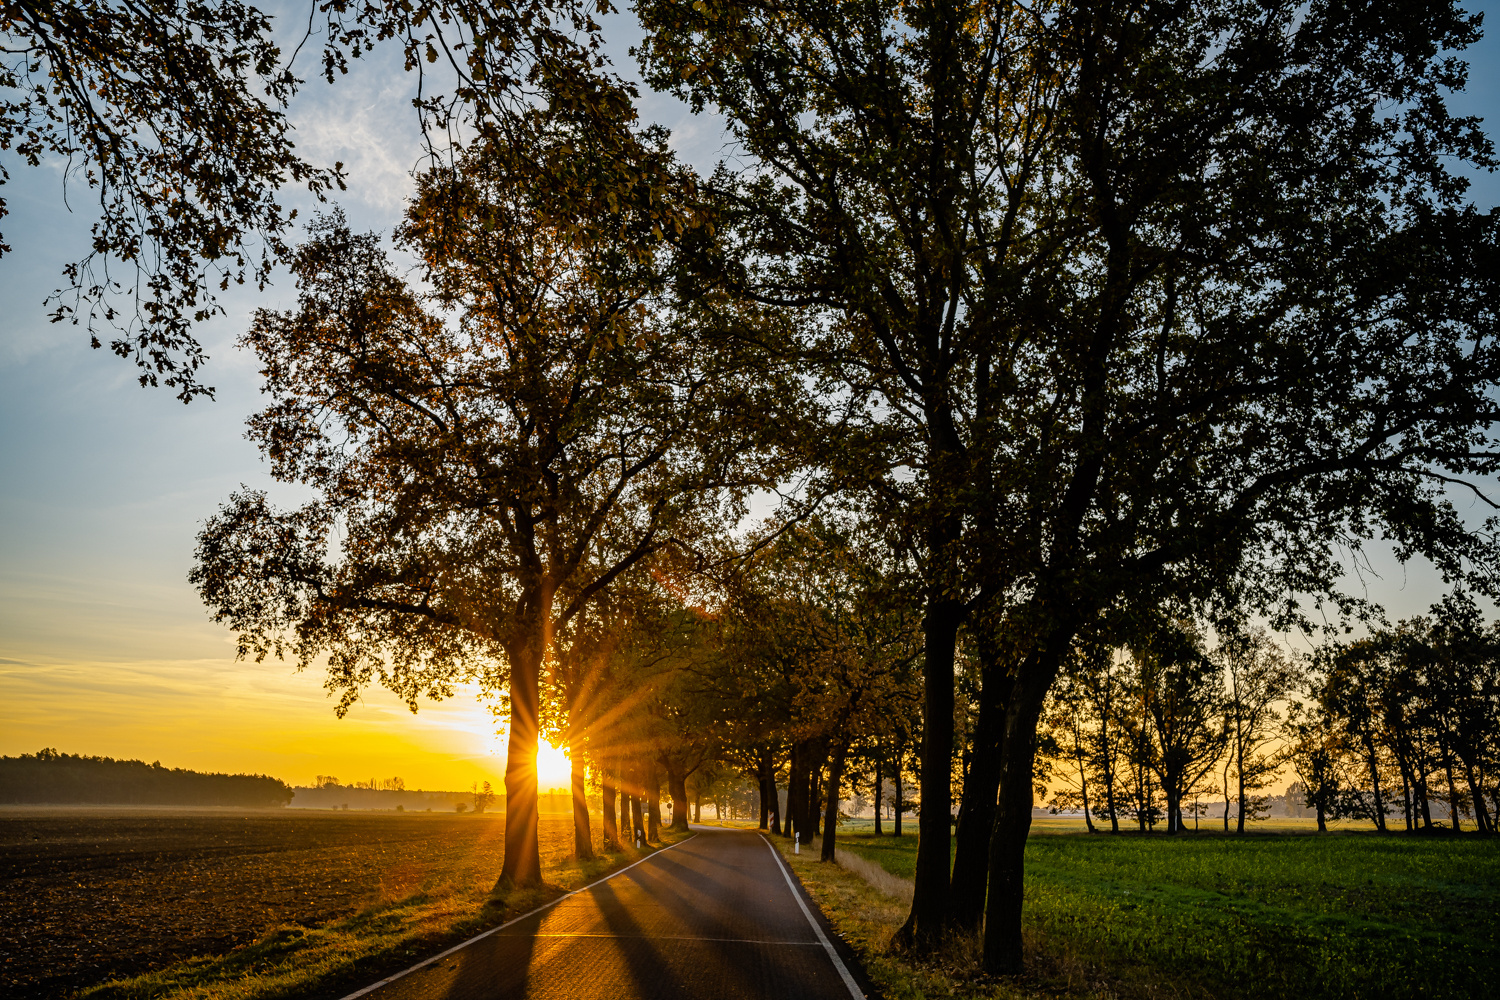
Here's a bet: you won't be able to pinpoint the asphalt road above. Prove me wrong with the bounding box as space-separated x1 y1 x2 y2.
342 827 866 1000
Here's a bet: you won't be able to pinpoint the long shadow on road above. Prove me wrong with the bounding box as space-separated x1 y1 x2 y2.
348 829 862 1000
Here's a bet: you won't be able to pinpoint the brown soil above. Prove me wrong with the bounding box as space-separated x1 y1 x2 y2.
0 807 508 999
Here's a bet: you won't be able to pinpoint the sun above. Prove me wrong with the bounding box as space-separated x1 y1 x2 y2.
536 739 572 791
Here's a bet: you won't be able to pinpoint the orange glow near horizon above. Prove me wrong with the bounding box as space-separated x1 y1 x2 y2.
536 739 572 791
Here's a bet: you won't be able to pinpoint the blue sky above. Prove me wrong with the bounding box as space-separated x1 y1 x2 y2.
1 3 1496 785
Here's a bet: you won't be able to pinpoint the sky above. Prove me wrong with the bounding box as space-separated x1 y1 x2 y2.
1 4 1498 793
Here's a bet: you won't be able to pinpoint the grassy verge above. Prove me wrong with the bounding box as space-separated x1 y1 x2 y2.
78 816 686 1000
819 826 1500 1000
770 833 1069 1000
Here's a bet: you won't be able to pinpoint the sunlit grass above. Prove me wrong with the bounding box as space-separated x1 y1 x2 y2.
79 812 684 1000
827 825 1500 999
771 833 1050 999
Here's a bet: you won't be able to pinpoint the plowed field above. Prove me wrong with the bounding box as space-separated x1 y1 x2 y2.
0 807 518 999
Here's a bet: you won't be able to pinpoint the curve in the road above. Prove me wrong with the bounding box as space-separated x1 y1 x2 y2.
339 827 866 1000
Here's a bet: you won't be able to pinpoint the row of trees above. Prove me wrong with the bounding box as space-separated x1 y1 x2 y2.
15 0 1500 976
0 749 293 806
1039 598 1500 838
1304 598 1500 834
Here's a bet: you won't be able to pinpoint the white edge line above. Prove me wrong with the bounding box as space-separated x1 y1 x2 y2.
337 833 699 1000
760 834 866 1000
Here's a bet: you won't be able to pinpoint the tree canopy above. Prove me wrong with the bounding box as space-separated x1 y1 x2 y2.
165 0 1500 977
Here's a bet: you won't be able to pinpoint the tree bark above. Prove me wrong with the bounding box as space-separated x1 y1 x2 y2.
948 643 1012 932
1440 740 1462 832
786 742 803 842
498 621 545 888
982 677 1048 974
983 640 1065 975
762 747 782 835
630 786 645 845
1459 754 1490 833
1236 746 1247 835
1077 740 1095 834
668 760 691 833
757 752 771 831
816 761 828 839
570 741 594 860
769 762 782 835
896 595 962 950
601 764 620 850
1362 733 1387 832
893 744 904 837
647 760 662 841
621 788 633 844
822 737 849 862
873 754 883 836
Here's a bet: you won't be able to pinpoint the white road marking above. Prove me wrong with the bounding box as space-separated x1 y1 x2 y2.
760 834 866 1000
336 834 698 1000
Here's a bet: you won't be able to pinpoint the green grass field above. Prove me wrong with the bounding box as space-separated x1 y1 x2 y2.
829 823 1499 1000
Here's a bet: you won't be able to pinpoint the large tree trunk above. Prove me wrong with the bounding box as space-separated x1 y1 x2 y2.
822 737 849 862
786 742 803 842
873 754 883 835
647 760 662 841
664 756 691 833
570 737 594 860
897 595 963 950
810 764 822 837
630 785 645 845
762 747 781 835
498 619 546 888
948 641 1012 932
601 764 620 849
799 740 828 843
983 643 1065 975
769 763 782 835
1165 782 1182 835
893 746 904 837
757 753 771 831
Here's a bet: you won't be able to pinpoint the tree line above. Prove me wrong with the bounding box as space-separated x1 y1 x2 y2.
1036 598 1500 837
12 0 1500 975
0 749 293 807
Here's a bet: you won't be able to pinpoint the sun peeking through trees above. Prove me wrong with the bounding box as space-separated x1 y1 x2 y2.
162 0 1500 979
191 160 803 886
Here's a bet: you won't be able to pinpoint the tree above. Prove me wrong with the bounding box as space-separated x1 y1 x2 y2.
2 0 339 398
1135 620 1226 835
472 780 496 814
191 177 794 887
1219 630 1302 833
1420 593 1500 833
1 0 626 398
1322 637 1401 830
1283 702 1354 833
627 0 1500 968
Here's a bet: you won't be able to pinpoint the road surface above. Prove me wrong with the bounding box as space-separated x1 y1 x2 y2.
342 827 867 1000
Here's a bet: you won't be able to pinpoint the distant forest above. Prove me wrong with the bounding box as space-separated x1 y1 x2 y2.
0 749 292 807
